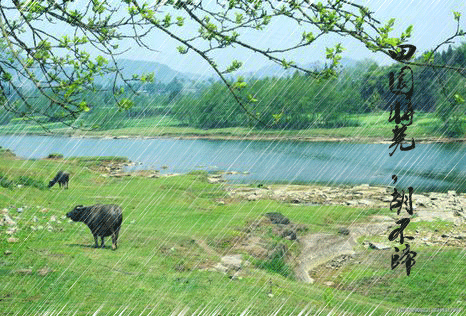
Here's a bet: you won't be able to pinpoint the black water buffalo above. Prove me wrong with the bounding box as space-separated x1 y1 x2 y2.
67 204 122 250
48 171 69 189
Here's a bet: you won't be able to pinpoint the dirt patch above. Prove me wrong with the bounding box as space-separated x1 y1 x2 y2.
299 219 466 285
295 217 394 283
308 250 392 290
53 132 466 144
197 214 308 277
104 170 160 178
37 267 54 276
235 235 268 258
194 239 220 257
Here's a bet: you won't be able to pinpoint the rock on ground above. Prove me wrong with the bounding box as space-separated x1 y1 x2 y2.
1 214 16 226
215 254 244 274
264 212 290 225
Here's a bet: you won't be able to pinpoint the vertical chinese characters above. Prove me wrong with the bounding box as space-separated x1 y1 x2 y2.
387 45 418 276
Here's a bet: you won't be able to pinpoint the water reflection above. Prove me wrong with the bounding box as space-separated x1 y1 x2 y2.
1 136 465 192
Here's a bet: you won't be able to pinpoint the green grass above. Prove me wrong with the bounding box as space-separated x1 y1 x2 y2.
93 112 446 139
255 242 294 279
335 248 466 309
0 151 464 314
65 156 129 169
117 116 183 128
0 112 456 141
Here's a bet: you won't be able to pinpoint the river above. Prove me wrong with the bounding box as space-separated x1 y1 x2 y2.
1 135 466 192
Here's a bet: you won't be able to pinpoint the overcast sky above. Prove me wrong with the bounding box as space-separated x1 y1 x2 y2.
107 0 464 76
11 0 463 76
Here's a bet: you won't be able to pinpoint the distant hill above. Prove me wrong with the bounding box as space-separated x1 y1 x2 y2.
12 57 362 92
10 58 210 93
96 59 210 85
234 57 359 79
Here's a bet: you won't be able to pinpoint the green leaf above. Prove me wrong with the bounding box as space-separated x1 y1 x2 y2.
142 9 154 20
140 73 154 83
232 81 247 89
302 31 315 43
247 94 258 103
454 93 465 104
422 51 434 63
2 72 12 81
272 113 283 124
335 43 344 53
177 46 188 54
145 72 155 83
128 6 138 15
119 98 134 110
281 59 295 69
163 14 171 27
405 25 413 37
453 11 461 21
232 77 247 89
325 47 334 59
235 13 243 24
384 37 400 46
79 101 90 112
95 55 107 66
225 60 243 73
25 58 34 68
59 35 70 48
262 15 272 25
92 0 105 14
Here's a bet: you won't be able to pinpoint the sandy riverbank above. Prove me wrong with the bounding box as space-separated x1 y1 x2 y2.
4 130 466 144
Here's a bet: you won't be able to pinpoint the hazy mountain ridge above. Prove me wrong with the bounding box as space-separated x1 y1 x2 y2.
105 57 361 84
110 59 209 84
8 57 364 91
235 57 359 79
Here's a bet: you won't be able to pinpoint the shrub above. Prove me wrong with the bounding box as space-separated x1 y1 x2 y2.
0 176 14 189
47 153 64 159
318 115 360 128
255 243 294 279
16 176 47 190
188 170 209 181
0 173 46 189
441 120 465 138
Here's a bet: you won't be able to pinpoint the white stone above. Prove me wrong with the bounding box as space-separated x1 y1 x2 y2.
220 254 243 271
368 242 391 250
2 214 16 226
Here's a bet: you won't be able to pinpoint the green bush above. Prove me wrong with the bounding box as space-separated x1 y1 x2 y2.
16 176 47 190
0 171 14 189
314 114 361 128
255 243 294 279
187 170 209 182
0 176 14 189
47 153 64 159
0 173 46 189
441 120 465 138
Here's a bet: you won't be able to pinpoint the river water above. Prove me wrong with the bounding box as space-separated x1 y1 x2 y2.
1 135 466 192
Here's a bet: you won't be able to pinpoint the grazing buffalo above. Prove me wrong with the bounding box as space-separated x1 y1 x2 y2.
67 204 122 250
48 171 69 189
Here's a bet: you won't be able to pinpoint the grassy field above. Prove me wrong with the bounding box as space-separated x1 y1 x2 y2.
0 112 460 141
1 150 465 315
